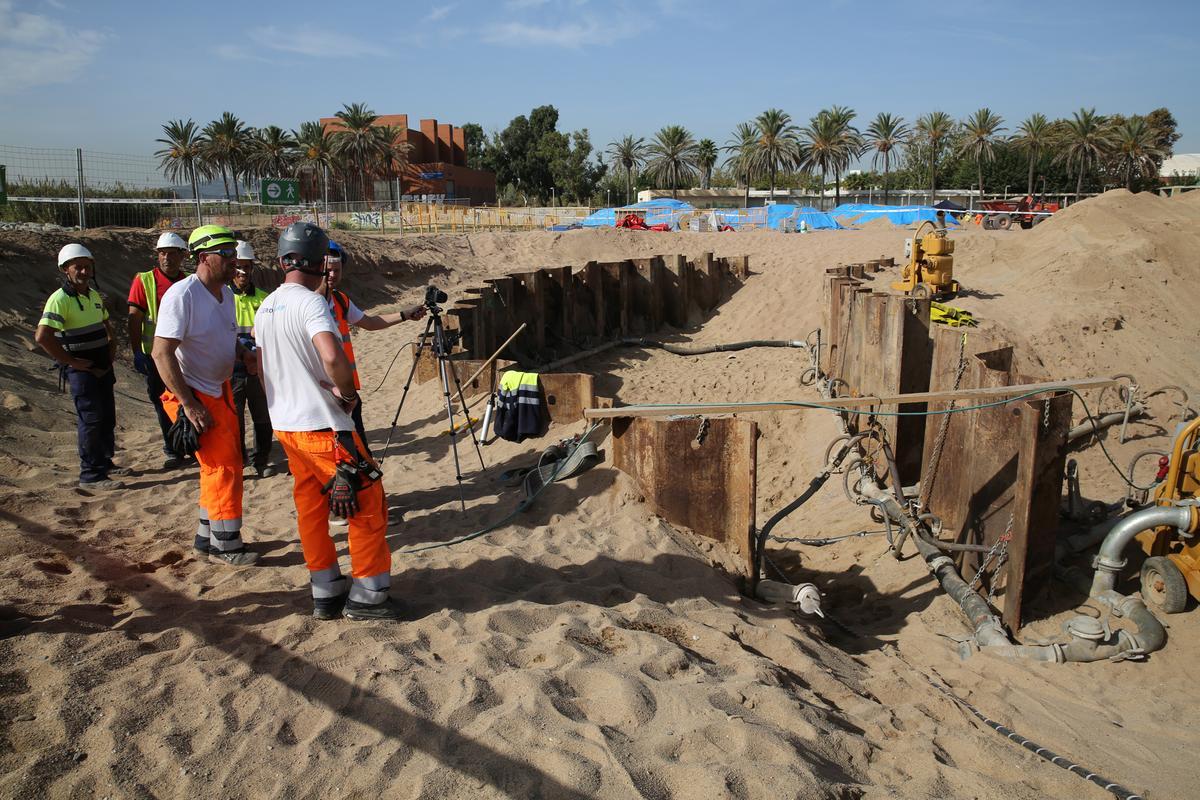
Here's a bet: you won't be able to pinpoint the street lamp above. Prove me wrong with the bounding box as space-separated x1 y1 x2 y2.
551 187 556 207
606 188 611 206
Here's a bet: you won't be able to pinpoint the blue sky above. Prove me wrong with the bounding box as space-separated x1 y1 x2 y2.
1 0 1197 169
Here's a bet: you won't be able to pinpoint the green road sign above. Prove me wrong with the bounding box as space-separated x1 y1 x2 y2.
0 165 7 205
260 177 299 206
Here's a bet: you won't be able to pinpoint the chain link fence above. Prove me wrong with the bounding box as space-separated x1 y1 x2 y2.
0 143 595 234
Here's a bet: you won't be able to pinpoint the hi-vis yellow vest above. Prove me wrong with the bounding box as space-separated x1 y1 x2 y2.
135 271 159 355
233 286 269 338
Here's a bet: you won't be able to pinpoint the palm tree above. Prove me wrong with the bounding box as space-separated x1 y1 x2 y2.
865 112 909 206
155 119 208 210
606 135 647 206
824 106 862 207
915 111 955 205
645 125 699 199
296 121 337 205
1012 113 1055 197
331 102 385 202
376 125 414 206
748 108 802 201
1111 116 1164 192
247 125 298 180
201 112 251 201
723 122 758 208
1055 107 1113 201
957 108 1005 201
696 138 718 190
799 113 838 210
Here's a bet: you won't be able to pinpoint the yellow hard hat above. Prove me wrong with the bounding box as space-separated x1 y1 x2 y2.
188 224 237 253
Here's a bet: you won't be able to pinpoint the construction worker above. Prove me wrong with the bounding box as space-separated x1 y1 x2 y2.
35 244 130 490
256 222 423 620
230 240 277 478
323 240 425 456
128 232 188 468
152 225 260 566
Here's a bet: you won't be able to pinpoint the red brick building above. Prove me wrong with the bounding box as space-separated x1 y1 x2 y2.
319 114 496 204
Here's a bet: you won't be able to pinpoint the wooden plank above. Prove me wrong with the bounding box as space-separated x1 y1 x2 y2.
538 372 596 424
611 416 757 575
663 254 691 328
583 377 1117 418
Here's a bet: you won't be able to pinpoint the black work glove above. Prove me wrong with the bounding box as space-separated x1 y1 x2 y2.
322 462 362 519
168 412 201 457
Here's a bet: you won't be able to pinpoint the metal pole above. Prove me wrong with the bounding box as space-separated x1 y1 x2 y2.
323 164 329 219
75 148 86 229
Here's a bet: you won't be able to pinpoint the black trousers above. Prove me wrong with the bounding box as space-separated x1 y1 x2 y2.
232 367 274 470
67 366 116 483
144 358 177 458
351 399 372 458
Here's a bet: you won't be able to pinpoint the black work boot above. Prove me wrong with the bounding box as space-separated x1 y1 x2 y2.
343 596 404 621
313 593 348 621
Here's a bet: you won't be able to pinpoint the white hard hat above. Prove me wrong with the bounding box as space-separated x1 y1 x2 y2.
235 240 255 260
156 232 187 250
58 243 94 267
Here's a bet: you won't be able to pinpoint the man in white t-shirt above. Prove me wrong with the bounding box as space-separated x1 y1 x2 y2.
255 222 424 621
152 224 260 567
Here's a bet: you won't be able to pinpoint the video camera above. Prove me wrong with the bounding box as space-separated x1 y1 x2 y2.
424 285 448 310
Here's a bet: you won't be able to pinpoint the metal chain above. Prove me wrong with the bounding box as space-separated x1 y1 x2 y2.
919 332 968 511
967 513 1014 595
694 417 710 446
1042 397 1052 433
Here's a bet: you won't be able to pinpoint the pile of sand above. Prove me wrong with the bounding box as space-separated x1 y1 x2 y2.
2 200 1199 798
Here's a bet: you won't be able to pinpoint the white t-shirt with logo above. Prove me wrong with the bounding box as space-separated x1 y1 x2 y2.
256 282 353 432
155 274 237 397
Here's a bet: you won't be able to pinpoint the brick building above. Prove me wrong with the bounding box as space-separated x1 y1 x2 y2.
319 114 496 204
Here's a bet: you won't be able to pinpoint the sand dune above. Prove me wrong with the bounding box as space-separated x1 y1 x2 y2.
2 191 1199 798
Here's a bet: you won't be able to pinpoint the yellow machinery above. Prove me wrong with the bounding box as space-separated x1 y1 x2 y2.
891 220 959 299
1135 417 1200 612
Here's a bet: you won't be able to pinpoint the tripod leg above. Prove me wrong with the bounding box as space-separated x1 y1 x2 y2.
444 354 488 471
437 354 468 512
380 315 435 461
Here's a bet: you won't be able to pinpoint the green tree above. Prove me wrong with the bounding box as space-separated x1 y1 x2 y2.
748 108 802 201
331 102 385 201
1055 107 1113 200
376 125 413 205
1012 113 1056 196
461 122 487 170
155 119 208 210
1111 116 1164 192
606 134 647 205
723 122 758 207
799 112 839 209
958 108 1005 200
864 112 909 205
915 110 955 204
824 106 862 207
550 129 606 204
696 138 718 190
201 112 251 201
296 121 337 204
645 125 699 199
247 125 298 181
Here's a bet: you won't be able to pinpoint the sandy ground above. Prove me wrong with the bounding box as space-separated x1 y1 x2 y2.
1 189 1199 799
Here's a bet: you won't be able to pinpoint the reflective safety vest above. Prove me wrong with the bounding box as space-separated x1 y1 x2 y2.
134 268 181 355
40 286 111 365
328 290 360 390
232 286 269 340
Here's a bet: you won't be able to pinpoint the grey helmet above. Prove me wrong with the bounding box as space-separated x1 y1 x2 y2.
277 222 329 275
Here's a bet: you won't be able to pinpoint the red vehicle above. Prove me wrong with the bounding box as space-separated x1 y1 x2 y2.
978 195 1060 229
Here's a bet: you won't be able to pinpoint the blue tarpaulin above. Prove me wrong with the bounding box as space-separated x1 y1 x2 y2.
830 203 959 227
580 198 694 228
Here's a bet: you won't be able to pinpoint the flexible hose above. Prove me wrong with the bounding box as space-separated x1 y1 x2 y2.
620 337 805 355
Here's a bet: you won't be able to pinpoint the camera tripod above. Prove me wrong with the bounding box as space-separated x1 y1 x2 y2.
382 291 487 511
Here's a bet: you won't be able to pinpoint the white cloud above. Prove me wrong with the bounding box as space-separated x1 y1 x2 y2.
425 4 457 22
482 18 632 48
216 43 269 62
0 0 105 93
248 25 389 58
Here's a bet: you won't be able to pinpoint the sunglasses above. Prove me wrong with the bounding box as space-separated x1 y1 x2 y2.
205 248 237 259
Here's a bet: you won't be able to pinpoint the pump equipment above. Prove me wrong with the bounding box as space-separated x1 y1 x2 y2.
892 220 959 299
1134 417 1200 613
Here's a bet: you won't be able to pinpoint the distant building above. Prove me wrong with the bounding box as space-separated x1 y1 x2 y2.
319 114 496 204
1160 153 1200 180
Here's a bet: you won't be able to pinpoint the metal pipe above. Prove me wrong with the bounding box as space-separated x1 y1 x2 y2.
1066 404 1146 443
620 337 805 355
75 148 87 229
1090 505 1194 596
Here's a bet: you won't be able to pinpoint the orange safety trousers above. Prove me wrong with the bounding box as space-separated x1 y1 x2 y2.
162 383 244 528
274 430 390 580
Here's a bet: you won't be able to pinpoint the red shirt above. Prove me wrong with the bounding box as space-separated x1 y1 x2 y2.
127 267 182 313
